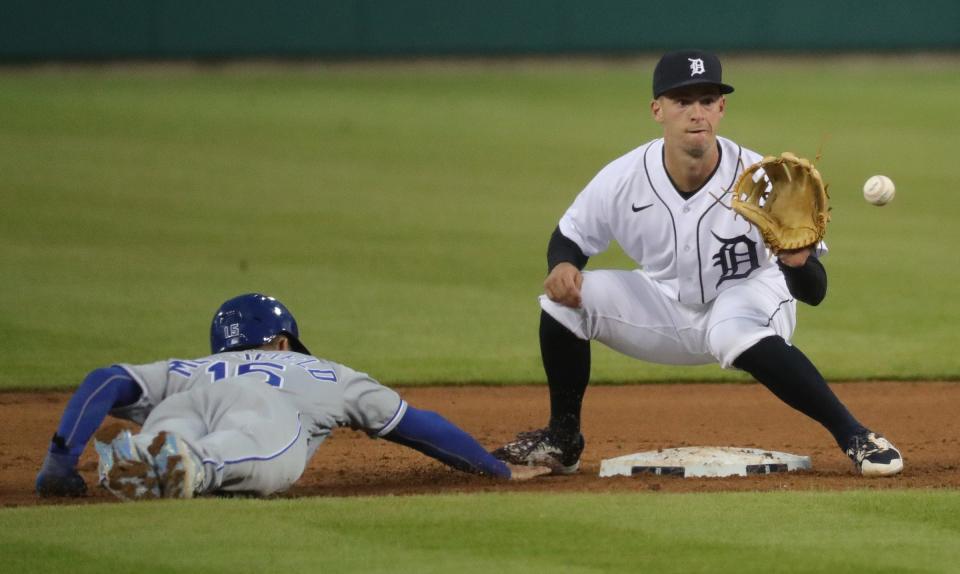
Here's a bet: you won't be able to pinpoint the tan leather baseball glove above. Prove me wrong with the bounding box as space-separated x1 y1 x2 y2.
731 152 830 252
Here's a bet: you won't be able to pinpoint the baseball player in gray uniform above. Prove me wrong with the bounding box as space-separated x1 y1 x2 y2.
493 50 903 478
36 293 548 499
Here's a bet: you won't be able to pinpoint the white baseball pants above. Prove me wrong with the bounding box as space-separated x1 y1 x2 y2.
540 268 797 369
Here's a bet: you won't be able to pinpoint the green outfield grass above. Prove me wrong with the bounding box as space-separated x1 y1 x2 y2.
2 491 959 573
2 58 958 574
1 57 958 387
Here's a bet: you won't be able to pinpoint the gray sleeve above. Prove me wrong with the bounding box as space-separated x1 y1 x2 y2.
338 366 406 436
107 360 170 425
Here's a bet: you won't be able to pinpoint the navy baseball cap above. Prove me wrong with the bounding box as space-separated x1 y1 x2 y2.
652 50 734 98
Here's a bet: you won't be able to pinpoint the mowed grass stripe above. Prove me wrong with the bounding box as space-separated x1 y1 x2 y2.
2 491 959 573
1 59 958 388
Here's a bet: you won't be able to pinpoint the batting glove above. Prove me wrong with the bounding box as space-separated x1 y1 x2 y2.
36 451 87 497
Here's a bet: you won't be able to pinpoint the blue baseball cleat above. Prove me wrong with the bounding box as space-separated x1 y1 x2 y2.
94 423 202 499
147 431 202 499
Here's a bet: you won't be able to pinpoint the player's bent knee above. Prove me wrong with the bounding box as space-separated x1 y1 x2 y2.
539 297 590 340
707 318 776 369
577 271 617 307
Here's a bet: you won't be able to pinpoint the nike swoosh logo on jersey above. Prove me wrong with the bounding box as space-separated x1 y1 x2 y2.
631 203 654 213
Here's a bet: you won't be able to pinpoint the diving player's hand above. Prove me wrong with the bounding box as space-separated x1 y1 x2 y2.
36 452 88 497
544 263 583 308
506 463 552 481
777 248 812 268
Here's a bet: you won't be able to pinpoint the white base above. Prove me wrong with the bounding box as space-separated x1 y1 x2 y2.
599 446 811 478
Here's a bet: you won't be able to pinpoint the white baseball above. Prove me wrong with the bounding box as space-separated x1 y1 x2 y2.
863 175 895 206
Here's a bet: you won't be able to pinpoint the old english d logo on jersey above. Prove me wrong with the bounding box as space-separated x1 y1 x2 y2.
711 233 760 287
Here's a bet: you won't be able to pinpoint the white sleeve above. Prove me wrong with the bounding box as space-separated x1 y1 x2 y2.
557 163 621 257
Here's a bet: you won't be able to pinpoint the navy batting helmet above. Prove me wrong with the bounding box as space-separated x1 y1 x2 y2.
210 293 311 355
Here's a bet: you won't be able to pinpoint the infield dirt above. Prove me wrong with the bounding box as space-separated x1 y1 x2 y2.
3 382 957 507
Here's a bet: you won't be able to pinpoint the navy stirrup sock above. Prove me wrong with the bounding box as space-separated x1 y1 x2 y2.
733 336 865 448
540 310 591 440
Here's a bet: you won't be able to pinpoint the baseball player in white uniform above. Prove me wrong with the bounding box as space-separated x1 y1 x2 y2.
493 50 903 478
36 293 548 499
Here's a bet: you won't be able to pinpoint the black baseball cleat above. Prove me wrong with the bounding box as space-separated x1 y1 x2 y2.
492 428 584 475
845 431 903 477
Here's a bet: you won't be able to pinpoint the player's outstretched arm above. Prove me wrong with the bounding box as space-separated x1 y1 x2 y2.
384 406 550 481
505 463 553 481
35 366 142 497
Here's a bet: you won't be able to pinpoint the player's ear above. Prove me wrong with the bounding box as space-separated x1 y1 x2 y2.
651 98 664 123
259 335 290 351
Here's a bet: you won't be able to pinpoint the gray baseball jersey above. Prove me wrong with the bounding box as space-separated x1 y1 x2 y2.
109 351 405 494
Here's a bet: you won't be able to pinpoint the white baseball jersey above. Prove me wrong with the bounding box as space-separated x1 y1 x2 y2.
558 136 826 305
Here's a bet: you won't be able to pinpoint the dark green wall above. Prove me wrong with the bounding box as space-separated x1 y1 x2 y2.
2 0 958 60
